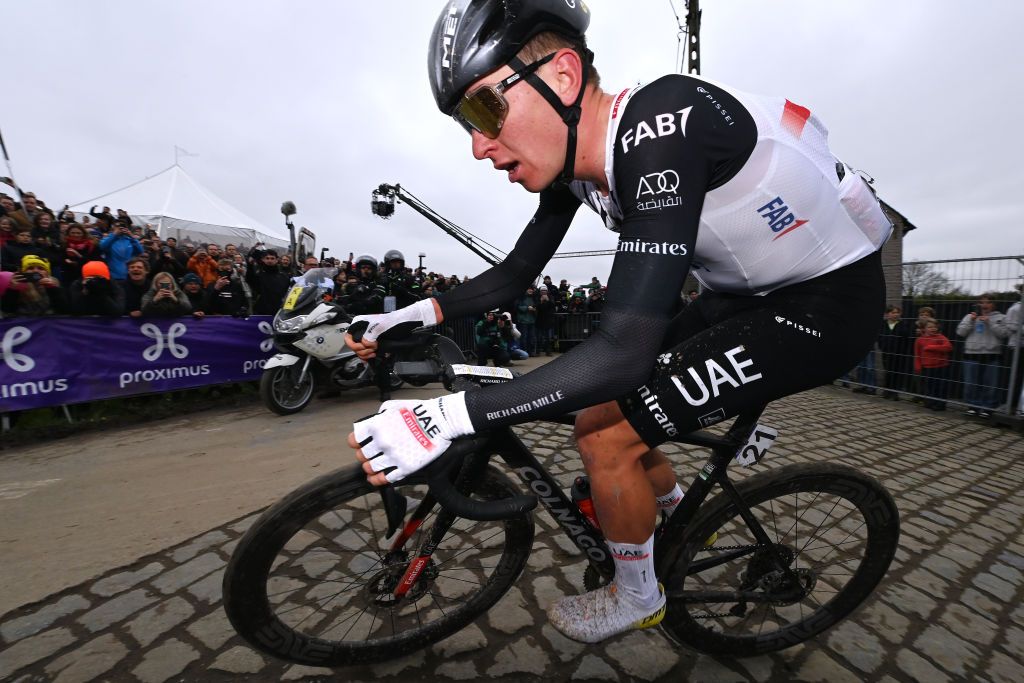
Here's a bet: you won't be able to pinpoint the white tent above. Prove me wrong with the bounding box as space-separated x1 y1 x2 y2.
69 164 289 249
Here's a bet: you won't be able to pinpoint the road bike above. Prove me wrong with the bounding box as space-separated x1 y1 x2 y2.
222 331 900 666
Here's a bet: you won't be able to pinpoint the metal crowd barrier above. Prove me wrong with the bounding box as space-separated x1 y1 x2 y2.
439 312 603 356
846 255 1023 419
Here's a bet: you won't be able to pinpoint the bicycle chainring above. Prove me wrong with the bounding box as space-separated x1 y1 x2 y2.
583 563 612 592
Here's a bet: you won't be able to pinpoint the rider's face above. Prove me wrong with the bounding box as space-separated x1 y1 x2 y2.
466 63 569 192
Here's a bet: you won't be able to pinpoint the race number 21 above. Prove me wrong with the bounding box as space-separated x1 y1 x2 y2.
735 425 778 467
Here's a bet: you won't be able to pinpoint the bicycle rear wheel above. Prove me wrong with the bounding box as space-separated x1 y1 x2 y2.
223 464 534 667
660 462 898 656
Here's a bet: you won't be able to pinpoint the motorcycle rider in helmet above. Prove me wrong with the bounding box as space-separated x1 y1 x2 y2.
380 249 422 310
341 254 386 316
347 0 891 644
336 254 396 402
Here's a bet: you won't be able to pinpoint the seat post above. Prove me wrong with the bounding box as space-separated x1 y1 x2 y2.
725 403 769 444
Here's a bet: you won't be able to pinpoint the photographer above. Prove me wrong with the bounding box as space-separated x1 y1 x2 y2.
141 272 191 318
150 241 186 279
1 255 67 316
475 310 510 367
99 219 143 280
203 257 251 316
956 294 1011 417
69 261 124 316
515 286 538 355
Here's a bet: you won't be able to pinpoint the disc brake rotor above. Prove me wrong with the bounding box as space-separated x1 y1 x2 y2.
364 554 438 608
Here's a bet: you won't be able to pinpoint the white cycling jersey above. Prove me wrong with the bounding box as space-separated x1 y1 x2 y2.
570 75 892 295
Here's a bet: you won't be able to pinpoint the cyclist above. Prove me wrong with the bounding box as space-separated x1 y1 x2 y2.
347 0 891 644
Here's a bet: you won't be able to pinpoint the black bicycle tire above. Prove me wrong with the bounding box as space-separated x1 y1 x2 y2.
659 462 899 656
222 463 535 667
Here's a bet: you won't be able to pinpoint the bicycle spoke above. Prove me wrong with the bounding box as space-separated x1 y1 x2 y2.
809 521 867 565
232 466 536 666
664 470 894 654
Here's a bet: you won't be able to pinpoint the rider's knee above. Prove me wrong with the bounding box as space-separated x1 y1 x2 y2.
575 403 646 471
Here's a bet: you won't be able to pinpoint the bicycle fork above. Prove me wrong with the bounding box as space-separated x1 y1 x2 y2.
384 451 492 601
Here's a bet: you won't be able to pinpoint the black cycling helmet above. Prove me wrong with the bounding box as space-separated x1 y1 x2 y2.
355 254 378 269
428 0 593 184
384 249 405 265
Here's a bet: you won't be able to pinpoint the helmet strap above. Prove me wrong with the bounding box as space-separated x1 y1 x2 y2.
509 48 593 186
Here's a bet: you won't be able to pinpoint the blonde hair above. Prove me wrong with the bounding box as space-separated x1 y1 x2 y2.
517 31 600 90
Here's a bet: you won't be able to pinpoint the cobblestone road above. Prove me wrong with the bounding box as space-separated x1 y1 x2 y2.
2 386 1023 682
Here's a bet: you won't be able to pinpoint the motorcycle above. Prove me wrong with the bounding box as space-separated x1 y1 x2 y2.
260 267 403 415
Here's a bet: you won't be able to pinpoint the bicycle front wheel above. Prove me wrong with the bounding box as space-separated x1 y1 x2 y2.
660 462 899 656
223 464 534 667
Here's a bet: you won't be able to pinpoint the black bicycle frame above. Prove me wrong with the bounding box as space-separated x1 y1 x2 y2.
396 401 799 601
491 429 616 580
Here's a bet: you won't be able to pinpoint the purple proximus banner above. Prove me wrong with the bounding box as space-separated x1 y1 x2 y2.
0 316 277 412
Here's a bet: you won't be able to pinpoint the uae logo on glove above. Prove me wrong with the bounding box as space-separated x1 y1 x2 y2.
400 406 438 449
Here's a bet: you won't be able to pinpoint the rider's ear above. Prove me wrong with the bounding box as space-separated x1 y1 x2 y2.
552 48 584 106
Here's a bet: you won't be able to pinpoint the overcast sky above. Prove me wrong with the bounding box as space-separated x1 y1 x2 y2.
4 0 1023 284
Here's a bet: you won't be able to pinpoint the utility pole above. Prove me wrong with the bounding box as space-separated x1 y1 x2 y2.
685 0 701 75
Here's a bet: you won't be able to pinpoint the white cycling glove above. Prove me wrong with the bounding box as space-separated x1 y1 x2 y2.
352 298 439 343
353 392 474 483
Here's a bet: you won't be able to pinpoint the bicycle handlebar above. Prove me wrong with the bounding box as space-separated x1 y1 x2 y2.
411 436 538 521
347 319 426 351
349 327 537 521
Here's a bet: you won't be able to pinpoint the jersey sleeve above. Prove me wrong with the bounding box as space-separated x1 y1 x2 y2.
436 185 580 320
462 76 756 430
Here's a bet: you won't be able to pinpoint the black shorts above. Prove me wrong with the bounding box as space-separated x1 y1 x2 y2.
618 250 885 447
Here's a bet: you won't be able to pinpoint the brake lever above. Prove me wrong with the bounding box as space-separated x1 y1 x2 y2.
403 436 537 521
348 319 430 353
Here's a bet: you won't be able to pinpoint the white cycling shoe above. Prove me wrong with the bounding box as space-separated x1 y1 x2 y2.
547 582 666 644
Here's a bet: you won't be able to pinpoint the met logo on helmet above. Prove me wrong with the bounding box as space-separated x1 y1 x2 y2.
621 107 692 154
440 4 459 70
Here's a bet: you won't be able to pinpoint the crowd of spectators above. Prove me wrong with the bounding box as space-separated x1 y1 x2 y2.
0 184 305 319
0 185 614 338
842 293 1023 418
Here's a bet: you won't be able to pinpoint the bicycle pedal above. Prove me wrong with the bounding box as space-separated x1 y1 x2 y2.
704 531 718 548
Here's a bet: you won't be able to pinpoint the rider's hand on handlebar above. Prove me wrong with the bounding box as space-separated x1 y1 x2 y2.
345 299 442 359
348 393 474 485
344 331 379 360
